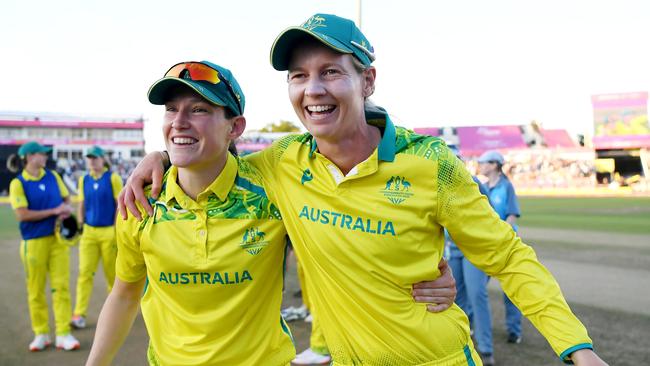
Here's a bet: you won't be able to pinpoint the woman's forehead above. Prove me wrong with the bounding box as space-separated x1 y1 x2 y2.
288 42 351 69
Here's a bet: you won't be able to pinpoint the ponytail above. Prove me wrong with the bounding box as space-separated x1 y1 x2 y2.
7 154 23 173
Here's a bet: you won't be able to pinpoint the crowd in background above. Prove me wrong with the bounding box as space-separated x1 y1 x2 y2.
465 152 596 189
55 158 137 195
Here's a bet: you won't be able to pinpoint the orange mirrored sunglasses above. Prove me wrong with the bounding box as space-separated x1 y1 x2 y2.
164 62 242 115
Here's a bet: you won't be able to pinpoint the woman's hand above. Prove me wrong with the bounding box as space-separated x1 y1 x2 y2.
412 259 457 312
117 152 167 220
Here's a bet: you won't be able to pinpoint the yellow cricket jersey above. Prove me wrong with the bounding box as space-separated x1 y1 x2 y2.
9 168 69 209
115 154 294 366
245 110 592 365
77 169 123 201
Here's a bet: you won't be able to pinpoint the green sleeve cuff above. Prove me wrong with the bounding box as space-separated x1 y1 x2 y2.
560 343 593 364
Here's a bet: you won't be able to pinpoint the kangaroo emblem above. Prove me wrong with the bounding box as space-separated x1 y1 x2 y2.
385 176 394 190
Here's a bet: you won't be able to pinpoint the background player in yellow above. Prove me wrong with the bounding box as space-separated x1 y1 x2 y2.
71 145 123 329
8 141 81 351
122 14 609 365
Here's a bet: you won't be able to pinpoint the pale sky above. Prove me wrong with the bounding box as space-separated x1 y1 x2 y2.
1 0 648 152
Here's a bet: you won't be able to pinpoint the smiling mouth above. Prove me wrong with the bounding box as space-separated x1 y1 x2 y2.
305 105 336 117
172 137 198 145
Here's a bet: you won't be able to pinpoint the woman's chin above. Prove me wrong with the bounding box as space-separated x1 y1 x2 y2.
169 156 193 168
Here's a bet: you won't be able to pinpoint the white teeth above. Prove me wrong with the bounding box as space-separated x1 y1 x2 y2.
172 137 197 145
307 105 334 112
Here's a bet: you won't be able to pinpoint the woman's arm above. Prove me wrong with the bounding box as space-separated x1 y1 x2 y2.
570 349 609 365
14 204 70 222
77 200 85 227
85 277 145 366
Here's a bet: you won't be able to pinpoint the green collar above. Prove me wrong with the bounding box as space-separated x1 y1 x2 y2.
308 109 396 162
161 153 237 207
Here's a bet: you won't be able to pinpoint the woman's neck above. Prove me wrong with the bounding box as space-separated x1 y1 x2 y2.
486 171 501 187
315 124 381 175
176 154 228 200
25 164 41 177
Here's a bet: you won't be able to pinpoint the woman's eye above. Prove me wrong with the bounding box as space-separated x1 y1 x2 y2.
289 73 305 80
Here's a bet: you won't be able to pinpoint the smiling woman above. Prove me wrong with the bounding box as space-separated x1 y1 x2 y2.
84 61 297 366
161 87 243 196
286 41 379 170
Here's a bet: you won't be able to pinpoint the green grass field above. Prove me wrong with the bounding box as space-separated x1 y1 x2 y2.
0 204 19 240
518 197 650 234
1 196 649 239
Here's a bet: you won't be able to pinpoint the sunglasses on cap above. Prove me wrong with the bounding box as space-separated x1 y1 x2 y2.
164 62 242 115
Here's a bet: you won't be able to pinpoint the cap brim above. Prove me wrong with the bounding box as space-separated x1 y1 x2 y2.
270 27 353 71
147 77 229 108
39 146 53 154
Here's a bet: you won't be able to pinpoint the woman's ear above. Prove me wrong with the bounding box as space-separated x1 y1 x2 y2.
229 115 247 140
362 66 377 98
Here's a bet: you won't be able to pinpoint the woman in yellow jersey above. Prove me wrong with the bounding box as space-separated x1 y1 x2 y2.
70 146 123 329
8 141 81 352
88 60 455 366
85 61 298 366
123 14 609 366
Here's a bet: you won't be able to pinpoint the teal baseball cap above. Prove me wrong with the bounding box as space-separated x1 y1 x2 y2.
86 145 105 158
270 13 375 71
148 61 245 116
18 141 52 157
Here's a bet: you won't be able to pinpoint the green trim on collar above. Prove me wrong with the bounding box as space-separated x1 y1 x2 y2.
160 153 238 205
376 114 396 162
306 110 396 162
309 138 318 158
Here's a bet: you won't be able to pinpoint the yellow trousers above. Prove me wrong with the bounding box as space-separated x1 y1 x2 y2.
20 235 71 336
73 224 117 317
297 259 329 355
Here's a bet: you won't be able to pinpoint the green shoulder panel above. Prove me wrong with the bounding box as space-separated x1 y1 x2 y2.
271 133 310 163
206 189 282 220
236 157 266 187
143 164 282 223
207 158 283 220
394 126 447 162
